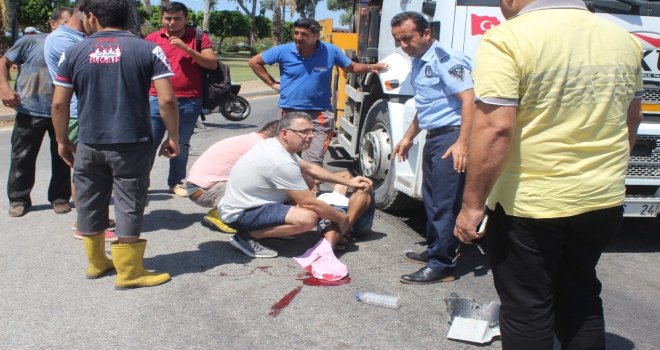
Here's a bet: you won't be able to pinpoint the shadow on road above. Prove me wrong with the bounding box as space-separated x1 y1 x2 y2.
142 209 201 232
605 217 660 253
145 240 252 277
604 332 635 350
201 121 257 129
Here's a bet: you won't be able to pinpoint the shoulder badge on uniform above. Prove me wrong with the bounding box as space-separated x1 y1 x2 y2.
448 65 466 81
425 65 432 77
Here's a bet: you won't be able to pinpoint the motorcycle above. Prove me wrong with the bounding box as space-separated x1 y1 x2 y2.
217 82 251 122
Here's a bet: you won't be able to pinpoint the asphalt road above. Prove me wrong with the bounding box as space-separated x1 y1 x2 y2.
0 95 658 349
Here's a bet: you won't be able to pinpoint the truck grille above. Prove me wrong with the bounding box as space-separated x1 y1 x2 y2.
642 88 660 104
627 136 660 179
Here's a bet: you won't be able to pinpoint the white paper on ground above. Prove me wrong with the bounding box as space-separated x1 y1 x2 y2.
446 317 500 344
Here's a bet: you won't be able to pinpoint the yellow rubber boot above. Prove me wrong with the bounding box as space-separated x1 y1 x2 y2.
83 233 114 279
203 208 237 234
110 239 171 290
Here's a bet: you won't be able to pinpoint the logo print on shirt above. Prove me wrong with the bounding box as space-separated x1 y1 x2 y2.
314 66 327 72
448 65 466 81
425 65 432 77
152 46 172 72
89 45 121 64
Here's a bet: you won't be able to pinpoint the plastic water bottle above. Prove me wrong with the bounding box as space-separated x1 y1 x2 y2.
355 291 400 309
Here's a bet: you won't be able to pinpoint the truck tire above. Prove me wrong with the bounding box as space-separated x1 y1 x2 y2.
359 99 419 211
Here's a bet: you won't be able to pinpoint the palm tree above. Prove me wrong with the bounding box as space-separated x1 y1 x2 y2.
142 0 151 15
272 0 296 45
203 0 216 32
0 0 8 51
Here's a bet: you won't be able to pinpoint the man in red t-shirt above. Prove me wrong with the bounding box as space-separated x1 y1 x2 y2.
145 1 217 197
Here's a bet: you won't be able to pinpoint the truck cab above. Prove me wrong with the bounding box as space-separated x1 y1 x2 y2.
329 0 660 217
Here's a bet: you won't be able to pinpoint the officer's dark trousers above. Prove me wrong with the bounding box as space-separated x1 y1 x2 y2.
422 129 464 274
7 112 71 206
486 203 623 350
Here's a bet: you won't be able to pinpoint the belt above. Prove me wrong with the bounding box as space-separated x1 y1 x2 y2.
189 188 204 200
427 125 460 137
185 182 205 200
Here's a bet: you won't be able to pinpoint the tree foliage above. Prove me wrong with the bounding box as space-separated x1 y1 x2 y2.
209 10 251 39
326 0 354 26
295 0 317 18
229 0 262 44
18 0 73 33
253 15 272 39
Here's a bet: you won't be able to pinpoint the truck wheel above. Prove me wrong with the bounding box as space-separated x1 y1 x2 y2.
359 99 418 211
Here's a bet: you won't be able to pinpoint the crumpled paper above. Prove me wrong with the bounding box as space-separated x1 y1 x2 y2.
293 238 347 281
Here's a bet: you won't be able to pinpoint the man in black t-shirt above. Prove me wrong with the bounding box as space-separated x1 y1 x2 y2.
52 0 180 290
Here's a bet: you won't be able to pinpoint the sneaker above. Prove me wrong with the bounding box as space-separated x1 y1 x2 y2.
170 184 188 197
8 203 27 217
404 250 430 264
229 233 278 258
73 230 117 242
52 199 71 214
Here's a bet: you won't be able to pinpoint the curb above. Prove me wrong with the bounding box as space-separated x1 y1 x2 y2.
0 89 277 126
240 90 278 98
0 112 14 124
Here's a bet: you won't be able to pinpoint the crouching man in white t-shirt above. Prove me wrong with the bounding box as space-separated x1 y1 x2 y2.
219 112 373 258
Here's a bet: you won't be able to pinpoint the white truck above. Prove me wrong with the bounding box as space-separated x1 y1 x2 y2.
327 0 660 217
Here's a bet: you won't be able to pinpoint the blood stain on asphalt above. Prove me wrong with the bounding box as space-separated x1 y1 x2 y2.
302 275 351 286
269 286 303 317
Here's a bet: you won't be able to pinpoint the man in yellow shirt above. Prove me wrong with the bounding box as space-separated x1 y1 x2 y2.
454 0 643 348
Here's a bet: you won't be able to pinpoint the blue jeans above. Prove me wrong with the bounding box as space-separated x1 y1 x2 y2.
150 96 201 187
422 129 464 274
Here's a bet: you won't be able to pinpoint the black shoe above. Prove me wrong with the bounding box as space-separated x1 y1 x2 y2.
404 251 429 264
400 266 456 284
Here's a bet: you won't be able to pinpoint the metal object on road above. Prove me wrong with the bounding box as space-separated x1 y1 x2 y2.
445 293 500 344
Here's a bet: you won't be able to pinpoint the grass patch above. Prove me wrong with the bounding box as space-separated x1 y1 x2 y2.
218 52 279 82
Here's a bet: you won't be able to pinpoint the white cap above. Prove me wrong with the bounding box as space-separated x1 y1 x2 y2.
23 27 41 34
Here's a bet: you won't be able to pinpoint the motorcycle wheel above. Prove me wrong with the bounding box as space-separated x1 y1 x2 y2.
220 96 251 122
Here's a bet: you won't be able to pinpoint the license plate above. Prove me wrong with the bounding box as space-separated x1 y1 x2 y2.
623 201 659 217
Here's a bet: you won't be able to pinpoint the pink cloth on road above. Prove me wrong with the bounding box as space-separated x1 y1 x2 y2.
293 238 347 281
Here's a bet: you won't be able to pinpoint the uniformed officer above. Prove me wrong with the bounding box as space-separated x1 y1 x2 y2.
390 11 476 284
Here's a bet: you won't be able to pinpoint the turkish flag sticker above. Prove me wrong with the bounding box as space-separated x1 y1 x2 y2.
471 14 500 36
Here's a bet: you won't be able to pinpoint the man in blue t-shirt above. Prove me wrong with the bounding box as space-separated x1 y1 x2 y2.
249 18 387 167
0 7 72 217
45 2 86 141
52 0 180 290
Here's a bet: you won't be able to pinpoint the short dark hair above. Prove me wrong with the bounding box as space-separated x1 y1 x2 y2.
161 1 188 17
293 18 321 34
51 6 73 21
279 112 313 132
391 11 429 34
73 0 86 11
80 0 133 29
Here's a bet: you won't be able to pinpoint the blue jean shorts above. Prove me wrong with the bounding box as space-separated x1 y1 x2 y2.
233 203 291 232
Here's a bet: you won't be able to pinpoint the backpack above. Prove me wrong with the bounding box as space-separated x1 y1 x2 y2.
195 29 231 110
